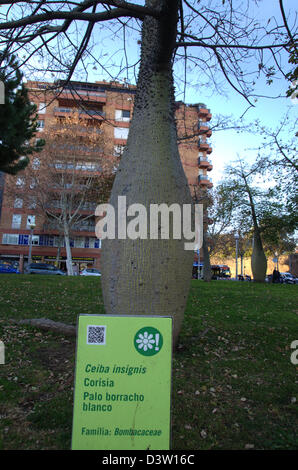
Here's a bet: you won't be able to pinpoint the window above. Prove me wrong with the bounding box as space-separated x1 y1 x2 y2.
16 177 25 187
74 237 85 248
114 127 129 140
26 215 36 229
37 120 45 131
53 236 64 247
28 196 37 209
38 102 46 114
32 235 40 246
12 214 22 229
29 178 37 189
2 233 19 245
32 157 40 169
115 109 130 122
14 198 23 208
88 238 95 248
113 144 125 157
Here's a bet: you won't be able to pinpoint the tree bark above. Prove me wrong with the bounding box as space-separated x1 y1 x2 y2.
202 227 212 282
251 231 267 282
243 176 267 282
64 222 73 276
101 0 193 348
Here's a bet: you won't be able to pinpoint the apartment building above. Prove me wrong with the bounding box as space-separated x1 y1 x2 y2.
0 79 213 272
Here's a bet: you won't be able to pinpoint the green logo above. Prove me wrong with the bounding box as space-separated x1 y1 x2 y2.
134 327 163 356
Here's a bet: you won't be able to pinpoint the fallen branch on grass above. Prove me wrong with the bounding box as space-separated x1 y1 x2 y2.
11 318 76 336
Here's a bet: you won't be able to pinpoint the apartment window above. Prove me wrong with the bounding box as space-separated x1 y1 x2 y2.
32 157 40 169
14 198 23 208
38 102 46 114
29 178 37 189
16 177 25 187
2 233 19 245
37 120 45 131
26 215 36 229
74 237 85 248
114 127 129 140
88 238 95 249
28 196 37 209
32 235 40 246
115 109 130 122
53 236 64 247
113 145 125 157
12 214 22 229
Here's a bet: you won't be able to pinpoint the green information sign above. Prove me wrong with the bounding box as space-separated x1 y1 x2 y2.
71 315 172 450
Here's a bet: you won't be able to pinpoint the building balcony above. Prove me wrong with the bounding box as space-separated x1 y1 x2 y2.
43 222 96 234
198 174 213 188
198 139 211 152
198 157 213 171
196 103 212 121
198 122 212 137
54 107 105 119
72 224 96 233
58 89 107 104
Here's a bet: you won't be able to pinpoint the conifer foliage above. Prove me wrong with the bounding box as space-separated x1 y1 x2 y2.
0 55 44 175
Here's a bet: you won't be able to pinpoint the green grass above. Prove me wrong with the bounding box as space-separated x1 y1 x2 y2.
0 275 297 450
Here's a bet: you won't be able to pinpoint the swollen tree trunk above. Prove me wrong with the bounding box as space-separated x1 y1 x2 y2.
244 178 267 282
251 230 267 282
101 0 193 348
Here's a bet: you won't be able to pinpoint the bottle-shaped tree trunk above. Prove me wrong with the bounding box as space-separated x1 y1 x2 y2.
251 231 267 282
101 1 194 347
241 169 267 282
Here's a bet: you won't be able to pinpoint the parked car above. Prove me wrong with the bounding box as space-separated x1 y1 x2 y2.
25 263 66 275
80 268 101 276
280 272 298 284
0 263 20 274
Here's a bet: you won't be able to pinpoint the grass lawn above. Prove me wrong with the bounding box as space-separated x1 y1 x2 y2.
0 275 297 450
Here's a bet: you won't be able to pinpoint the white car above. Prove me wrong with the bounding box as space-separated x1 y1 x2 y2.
80 268 101 276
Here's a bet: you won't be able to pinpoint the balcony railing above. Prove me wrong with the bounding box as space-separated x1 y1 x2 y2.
44 222 96 232
72 224 96 232
198 121 210 129
198 139 209 148
198 175 213 184
198 157 212 168
54 107 105 117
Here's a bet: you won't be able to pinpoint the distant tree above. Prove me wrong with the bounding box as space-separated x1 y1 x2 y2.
0 54 44 174
224 158 269 282
259 210 297 259
191 182 239 281
251 114 298 226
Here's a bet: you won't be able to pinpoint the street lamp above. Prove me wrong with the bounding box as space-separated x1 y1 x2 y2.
28 222 36 266
235 233 239 280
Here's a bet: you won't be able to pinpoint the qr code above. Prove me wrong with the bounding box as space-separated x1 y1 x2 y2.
87 325 106 345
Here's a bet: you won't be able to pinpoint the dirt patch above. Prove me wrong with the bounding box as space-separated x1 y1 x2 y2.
29 341 75 373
